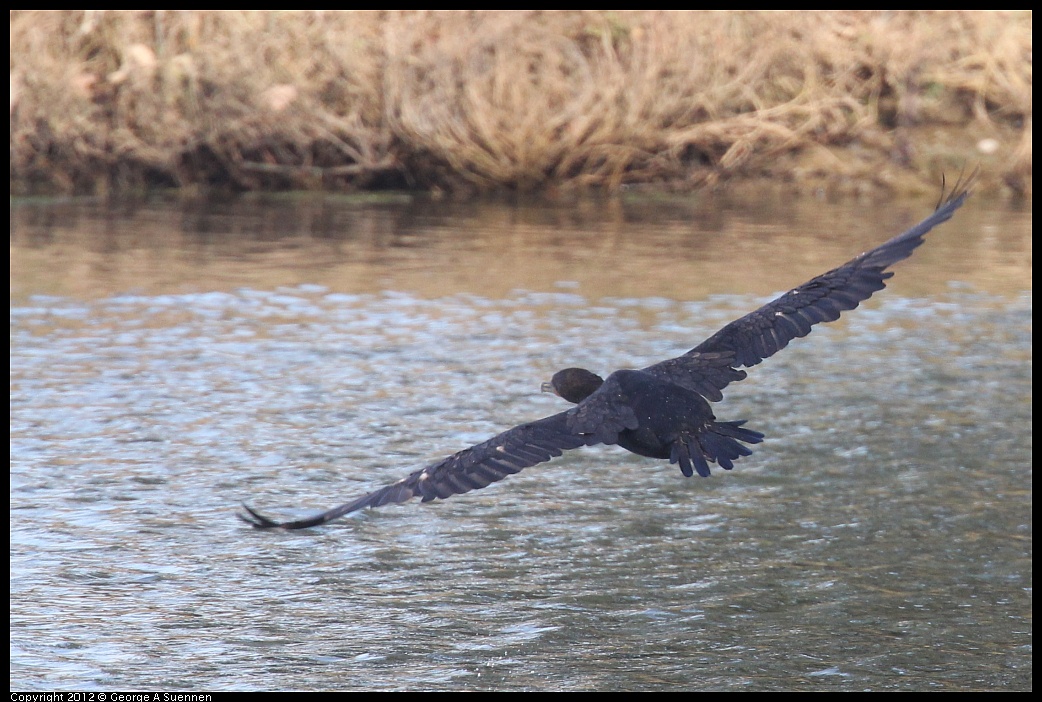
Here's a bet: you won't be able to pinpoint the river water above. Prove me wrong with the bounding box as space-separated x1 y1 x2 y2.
10 190 1032 691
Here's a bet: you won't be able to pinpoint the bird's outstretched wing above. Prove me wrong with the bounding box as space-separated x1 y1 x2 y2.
240 410 594 529
644 170 978 400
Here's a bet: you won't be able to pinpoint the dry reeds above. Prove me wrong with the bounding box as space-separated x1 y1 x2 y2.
9 10 1032 196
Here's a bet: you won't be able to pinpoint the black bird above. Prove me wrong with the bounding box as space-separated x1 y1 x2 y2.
241 173 976 530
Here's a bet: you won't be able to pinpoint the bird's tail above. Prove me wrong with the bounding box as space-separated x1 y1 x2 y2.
670 420 765 478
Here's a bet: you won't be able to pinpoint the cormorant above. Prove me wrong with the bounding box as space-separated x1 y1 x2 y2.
241 173 975 530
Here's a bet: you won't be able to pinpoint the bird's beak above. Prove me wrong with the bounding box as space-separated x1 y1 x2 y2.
541 381 558 396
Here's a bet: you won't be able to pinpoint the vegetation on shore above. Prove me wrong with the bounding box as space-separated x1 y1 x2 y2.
9 11 1032 197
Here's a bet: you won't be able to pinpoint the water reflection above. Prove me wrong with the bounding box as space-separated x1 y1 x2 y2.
10 194 1031 691
10 190 1032 301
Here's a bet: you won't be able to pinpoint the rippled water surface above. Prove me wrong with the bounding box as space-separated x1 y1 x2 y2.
10 193 1032 690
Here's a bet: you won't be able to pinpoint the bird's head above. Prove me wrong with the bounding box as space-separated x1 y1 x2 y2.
541 367 605 404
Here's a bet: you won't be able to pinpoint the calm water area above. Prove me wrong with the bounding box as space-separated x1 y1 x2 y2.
10 188 1032 690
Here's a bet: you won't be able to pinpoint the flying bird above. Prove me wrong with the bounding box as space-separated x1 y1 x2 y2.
241 173 976 530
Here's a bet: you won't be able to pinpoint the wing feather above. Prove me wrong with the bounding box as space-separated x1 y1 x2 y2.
240 410 591 529
643 171 976 397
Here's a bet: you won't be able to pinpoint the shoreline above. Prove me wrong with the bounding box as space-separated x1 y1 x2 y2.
10 11 1032 198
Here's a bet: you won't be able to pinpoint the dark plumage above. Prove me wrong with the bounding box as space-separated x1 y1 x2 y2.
241 173 975 530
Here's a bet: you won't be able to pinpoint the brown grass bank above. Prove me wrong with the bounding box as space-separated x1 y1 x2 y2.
9 10 1032 197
